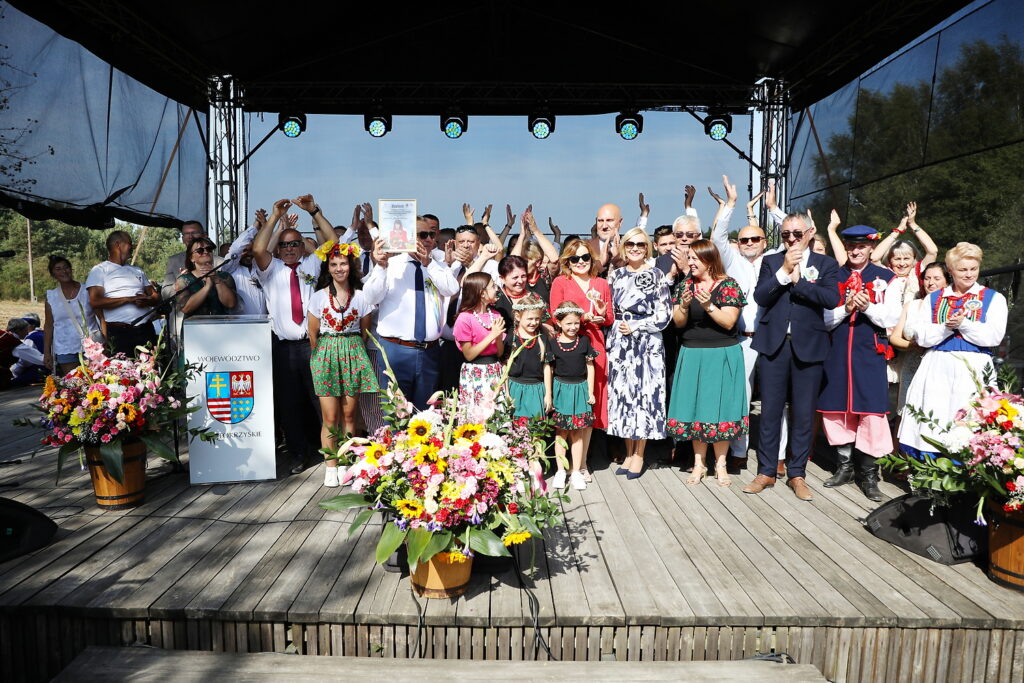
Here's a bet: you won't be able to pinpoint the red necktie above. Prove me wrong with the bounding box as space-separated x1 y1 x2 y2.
286 263 304 324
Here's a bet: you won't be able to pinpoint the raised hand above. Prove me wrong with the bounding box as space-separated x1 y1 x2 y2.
723 174 738 206
707 185 724 206
270 198 292 218
285 213 299 230
684 185 696 209
371 238 390 268
829 209 841 229
638 192 650 217
462 203 475 225
765 179 777 209
361 202 374 224
291 194 317 213
444 239 457 265
481 204 493 225
906 201 918 225
254 208 268 228
505 204 516 230
483 243 499 259
746 190 765 216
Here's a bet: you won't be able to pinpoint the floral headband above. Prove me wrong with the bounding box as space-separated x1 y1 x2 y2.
554 302 585 317
512 299 547 312
314 240 362 261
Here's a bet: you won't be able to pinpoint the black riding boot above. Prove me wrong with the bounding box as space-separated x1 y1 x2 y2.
854 449 883 502
824 444 855 488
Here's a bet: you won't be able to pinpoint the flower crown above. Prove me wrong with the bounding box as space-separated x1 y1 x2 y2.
314 240 362 261
512 299 547 312
554 302 585 317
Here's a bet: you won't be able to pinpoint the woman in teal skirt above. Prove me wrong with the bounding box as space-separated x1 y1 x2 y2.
666 239 748 487
506 293 553 420
307 241 379 487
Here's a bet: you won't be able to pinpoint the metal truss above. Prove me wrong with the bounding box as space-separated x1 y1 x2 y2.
753 79 789 243
241 81 755 115
207 76 247 247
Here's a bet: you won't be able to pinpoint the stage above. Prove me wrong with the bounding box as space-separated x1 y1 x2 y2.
1 386 1023 682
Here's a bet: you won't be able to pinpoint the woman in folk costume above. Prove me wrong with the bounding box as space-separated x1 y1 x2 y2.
897 242 1008 458
818 225 901 502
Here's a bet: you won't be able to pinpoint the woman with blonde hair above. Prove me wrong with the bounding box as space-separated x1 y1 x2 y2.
897 242 1007 458
605 228 672 478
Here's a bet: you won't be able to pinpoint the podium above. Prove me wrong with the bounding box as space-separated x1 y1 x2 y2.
183 315 277 484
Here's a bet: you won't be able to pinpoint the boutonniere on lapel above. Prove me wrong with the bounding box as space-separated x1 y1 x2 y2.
803 265 819 282
300 271 317 287
866 277 887 303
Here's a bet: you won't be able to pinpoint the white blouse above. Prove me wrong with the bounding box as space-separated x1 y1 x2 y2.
46 284 100 355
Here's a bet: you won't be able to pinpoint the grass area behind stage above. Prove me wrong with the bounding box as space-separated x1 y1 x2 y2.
0 299 44 326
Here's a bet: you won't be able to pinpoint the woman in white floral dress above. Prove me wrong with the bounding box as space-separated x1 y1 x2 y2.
605 228 673 478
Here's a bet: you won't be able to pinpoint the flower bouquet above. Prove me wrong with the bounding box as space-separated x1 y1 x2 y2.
17 335 214 485
320 337 564 594
879 368 1024 523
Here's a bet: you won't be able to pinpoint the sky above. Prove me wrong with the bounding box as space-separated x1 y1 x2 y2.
246 111 755 239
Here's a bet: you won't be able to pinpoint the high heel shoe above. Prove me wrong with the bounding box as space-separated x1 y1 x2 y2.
687 464 707 485
615 467 629 475
715 464 732 487
626 470 644 480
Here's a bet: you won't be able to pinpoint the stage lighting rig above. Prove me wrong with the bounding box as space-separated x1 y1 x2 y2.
364 114 392 138
441 113 468 139
704 112 732 141
278 113 306 138
529 114 555 139
615 112 643 140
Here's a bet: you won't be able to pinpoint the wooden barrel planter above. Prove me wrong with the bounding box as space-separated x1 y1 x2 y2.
84 439 147 510
987 503 1024 592
411 553 474 598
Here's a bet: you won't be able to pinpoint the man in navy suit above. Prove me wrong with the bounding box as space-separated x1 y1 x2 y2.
743 214 841 500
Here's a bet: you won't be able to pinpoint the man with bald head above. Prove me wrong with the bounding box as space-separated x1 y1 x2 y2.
708 176 786 472
589 203 623 275
253 194 335 475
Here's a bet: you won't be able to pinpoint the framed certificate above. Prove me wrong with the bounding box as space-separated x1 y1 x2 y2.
378 199 418 252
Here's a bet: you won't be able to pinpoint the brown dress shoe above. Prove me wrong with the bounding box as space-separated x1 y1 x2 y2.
787 476 814 501
776 461 786 477
742 474 776 494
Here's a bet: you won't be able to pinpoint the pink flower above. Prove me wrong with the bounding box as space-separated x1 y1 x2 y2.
100 433 112 443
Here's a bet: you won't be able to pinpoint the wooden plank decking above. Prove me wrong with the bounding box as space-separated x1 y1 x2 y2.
1 385 1023 682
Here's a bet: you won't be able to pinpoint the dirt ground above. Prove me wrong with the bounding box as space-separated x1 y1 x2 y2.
0 299 45 326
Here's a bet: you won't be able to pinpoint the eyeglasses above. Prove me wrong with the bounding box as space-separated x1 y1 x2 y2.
568 254 592 264
417 231 437 240
675 231 701 239
624 241 646 249
780 230 804 240
455 226 477 234
738 236 764 245
279 240 303 248
192 246 214 254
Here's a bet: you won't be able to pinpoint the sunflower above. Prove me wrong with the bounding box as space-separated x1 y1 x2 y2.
116 403 138 424
453 424 484 442
394 499 424 518
502 531 532 546
407 419 432 442
85 390 105 410
413 443 445 471
437 550 468 564
363 442 385 466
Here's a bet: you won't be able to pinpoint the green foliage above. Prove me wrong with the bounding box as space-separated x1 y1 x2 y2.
0 208 183 299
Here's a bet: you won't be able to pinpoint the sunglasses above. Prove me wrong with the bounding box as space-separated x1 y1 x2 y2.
624 241 646 249
568 254 592 264
192 246 215 254
675 231 701 239
780 230 804 240
279 240 303 248
738 236 764 245
455 226 478 234
417 231 437 240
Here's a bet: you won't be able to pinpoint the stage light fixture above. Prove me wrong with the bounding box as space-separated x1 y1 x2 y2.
704 112 732 141
615 112 643 140
529 114 555 139
441 114 468 139
364 114 392 138
278 113 306 138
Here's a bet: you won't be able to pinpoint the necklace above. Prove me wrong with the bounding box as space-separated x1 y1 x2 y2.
328 288 351 313
473 308 497 329
504 287 527 300
517 332 538 349
557 336 579 352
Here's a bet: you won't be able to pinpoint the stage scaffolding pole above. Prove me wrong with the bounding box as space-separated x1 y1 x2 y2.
752 78 789 245
207 76 247 248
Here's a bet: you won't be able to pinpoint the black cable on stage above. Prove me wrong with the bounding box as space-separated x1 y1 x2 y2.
511 548 557 661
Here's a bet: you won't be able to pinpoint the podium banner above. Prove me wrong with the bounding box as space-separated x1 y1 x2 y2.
184 315 276 483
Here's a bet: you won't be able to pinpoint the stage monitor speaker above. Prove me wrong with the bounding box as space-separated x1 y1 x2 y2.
0 497 58 563
865 493 985 565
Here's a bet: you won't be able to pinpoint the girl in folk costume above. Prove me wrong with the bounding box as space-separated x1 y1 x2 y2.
453 272 506 407
506 293 553 421
548 301 599 492
819 226 902 502
898 243 1008 458
307 241 379 487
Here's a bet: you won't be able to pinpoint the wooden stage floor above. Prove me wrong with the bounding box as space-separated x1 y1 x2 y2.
1 386 1023 682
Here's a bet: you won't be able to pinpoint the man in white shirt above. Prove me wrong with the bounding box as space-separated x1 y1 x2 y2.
708 177 788 472
253 195 334 474
362 217 460 409
86 230 160 357
222 209 269 316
